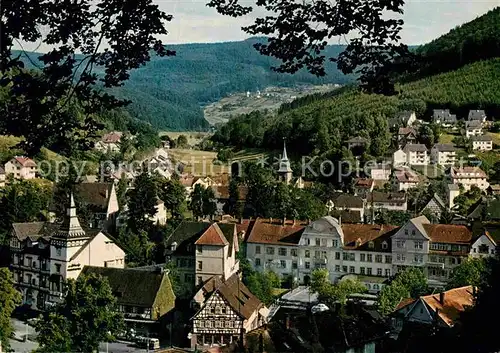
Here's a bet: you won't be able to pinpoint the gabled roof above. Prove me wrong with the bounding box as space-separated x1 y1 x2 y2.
197 274 264 320
471 135 492 142
245 219 305 245
331 193 364 209
12 222 53 241
466 120 482 129
468 110 486 121
432 143 457 152
398 127 417 136
81 266 174 309
403 144 427 153
433 109 457 123
165 221 212 255
195 223 229 246
424 193 447 211
451 166 487 178
10 156 37 167
420 286 474 327
354 178 374 189
394 169 420 183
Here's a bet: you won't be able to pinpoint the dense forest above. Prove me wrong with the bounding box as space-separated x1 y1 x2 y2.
406 7 500 79
14 38 353 131
212 58 500 157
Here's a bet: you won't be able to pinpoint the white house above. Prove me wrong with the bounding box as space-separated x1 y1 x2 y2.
366 191 407 212
5 156 37 180
447 184 461 210
470 231 497 258
465 121 482 138
450 166 489 191
367 164 391 181
0 166 5 187
471 135 493 151
10 194 125 310
431 144 457 166
393 168 421 191
403 144 429 166
392 149 407 168
95 131 123 152
433 109 457 126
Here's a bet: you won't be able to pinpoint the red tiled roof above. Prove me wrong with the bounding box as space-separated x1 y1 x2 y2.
195 224 229 246
101 131 122 143
342 224 399 249
398 127 417 136
395 298 416 311
13 156 36 167
422 286 474 327
423 224 472 244
354 178 374 188
246 219 306 245
451 166 487 178
179 174 195 187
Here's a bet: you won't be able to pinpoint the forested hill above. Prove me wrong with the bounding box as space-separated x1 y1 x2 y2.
13 38 353 131
409 7 500 78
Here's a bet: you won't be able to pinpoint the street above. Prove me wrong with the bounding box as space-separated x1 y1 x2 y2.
9 318 149 353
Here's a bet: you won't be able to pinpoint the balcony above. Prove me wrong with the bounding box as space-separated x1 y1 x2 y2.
427 262 445 269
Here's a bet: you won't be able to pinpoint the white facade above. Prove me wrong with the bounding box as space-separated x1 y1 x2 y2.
430 145 457 166
403 145 429 166
5 157 37 180
392 150 407 167
472 138 493 151
470 234 496 258
451 167 489 191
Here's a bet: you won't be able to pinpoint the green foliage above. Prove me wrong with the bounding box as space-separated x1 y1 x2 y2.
118 228 155 267
240 257 281 305
213 58 500 158
116 174 128 210
310 269 367 308
374 210 412 226
157 174 187 220
447 257 489 290
34 273 124 353
223 178 243 217
216 148 234 163
176 135 189 148
188 184 217 220
202 187 217 220
378 267 429 316
453 185 483 215
0 268 22 350
127 170 159 233
0 180 52 238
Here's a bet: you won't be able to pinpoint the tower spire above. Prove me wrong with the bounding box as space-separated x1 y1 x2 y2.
278 138 293 184
56 192 86 239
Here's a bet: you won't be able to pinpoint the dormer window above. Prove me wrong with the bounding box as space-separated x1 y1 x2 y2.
171 242 177 251
368 241 375 249
382 241 388 250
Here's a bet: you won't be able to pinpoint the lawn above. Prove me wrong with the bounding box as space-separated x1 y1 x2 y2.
439 132 459 144
159 131 210 147
412 164 445 179
486 132 500 146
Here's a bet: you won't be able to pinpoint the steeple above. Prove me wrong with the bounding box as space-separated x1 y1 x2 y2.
55 193 87 239
278 139 293 184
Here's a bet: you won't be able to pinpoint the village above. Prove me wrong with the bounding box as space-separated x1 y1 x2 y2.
0 106 499 353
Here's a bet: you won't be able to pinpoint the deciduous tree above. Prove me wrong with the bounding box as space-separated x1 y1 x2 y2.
35 273 124 353
127 169 158 233
0 268 22 351
447 257 489 290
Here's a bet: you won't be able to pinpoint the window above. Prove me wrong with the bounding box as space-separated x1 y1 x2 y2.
396 254 401 261
305 262 310 269
382 241 388 250
335 265 340 272
385 255 392 263
280 260 286 269
255 246 261 255
266 247 275 255
279 248 287 256
315 238 320 246
377 268 382 276
360 267 365 275
321 251 327 259
349 253 355 261
368 241 374 249
205 321 213 328
373 284 379 290
198 321 204 328
343 252 348 261
333 240 338 248
349 266 355 273
56 248 62 256
255 258 261 266
292 261 297 269
367 254 373 262
411 230 416 235
305 250 310 258
27 257 32 267
335 252 340 260
197 245 203 254
396 240 405 248
225 321 233 328
314 250 320 259
55 264 61 273
360 254 366 262
414 241 423 249
342 266 348 273
414 255 423 263
198 261 203 270
215 306 222 314
478 244 489 254
385 269 391 277
321 238 327 247
375 255 382 263
367 268 372 275
291 249 298 257
450 257 456 265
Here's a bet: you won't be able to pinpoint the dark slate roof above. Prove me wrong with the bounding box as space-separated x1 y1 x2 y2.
367 191 406 204
403 144 427 152
466 120 482 128
471 135 493 142
165 221 212 256
433 109 457 123
49 182 113 212
468 110 486 121
12 222 47 241
81 266 174 308
330 210 362 224
332 193 364 208
432 143 457 152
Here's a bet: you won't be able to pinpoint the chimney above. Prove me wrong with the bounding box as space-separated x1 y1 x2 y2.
239 217 243 224
439 291 445 305
285 314 290 329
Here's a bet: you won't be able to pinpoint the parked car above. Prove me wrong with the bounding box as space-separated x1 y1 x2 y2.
135 337 160 350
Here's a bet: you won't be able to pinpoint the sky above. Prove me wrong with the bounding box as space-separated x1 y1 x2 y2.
159 0 498 45
13 0 498 52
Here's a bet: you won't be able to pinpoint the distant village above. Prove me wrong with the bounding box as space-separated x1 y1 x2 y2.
2 107 500 353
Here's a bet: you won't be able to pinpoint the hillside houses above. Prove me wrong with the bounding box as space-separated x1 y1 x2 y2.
398 127 417 148
471 135 493 151
468 109 487 123
402 144 429 165
465 120 482 138
431 144 457 166
5 156 37 180
450 166 489 191
433 109 457 126
392 168 421 191
95 131 123 152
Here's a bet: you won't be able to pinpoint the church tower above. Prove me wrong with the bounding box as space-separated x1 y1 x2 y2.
278 140 293 185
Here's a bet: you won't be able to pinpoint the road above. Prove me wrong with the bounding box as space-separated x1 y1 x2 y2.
9 318 149 353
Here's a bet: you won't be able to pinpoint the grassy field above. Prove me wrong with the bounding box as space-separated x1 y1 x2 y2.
486 132 500 146
439 132 459 144
412 164 446 179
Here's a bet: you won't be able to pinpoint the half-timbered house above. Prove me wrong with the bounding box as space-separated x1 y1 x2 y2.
190 274 268 349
